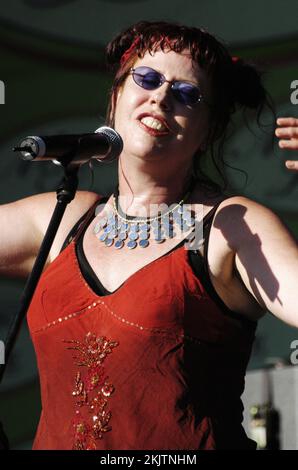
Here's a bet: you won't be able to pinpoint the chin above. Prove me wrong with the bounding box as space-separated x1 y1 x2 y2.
126 139 158 157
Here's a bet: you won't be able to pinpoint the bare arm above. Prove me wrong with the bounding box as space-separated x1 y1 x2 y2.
214 197 298 327
0 190 100 278
210 117 298 325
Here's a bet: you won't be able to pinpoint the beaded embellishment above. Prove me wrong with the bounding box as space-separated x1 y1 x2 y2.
94 203 196 250
64 332 119 450
93 181 198 250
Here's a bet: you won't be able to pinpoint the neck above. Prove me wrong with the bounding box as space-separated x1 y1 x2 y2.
117 157 194 217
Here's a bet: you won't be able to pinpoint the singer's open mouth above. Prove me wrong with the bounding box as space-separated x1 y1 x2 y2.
137 113 171 137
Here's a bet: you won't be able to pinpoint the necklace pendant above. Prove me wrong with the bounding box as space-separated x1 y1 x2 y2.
127 240 137 249
139 223 150 231
114 240 124 249
104 238 114 247
128 231 139 241
93 222 101 235
94 190 197 250
154 235 166 244
139 239 149 248
118 232 128 241
129 223 139 232
139 231 149 240
99 232 108 242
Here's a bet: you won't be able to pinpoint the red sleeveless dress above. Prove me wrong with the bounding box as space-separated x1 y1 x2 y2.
27 198 256 450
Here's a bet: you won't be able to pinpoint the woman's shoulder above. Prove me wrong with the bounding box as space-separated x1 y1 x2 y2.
24 190 100 230
28 190 102 261
0 190 102 277
204 194 290 262
191 184 275 222
191 186 283 251
3 189 101 233
210 194 281 230
189 181 280 225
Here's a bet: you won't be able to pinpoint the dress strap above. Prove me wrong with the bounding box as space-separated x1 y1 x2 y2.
72 197 103 243
59 197 103 253
202 200 224 266
203 201 223 230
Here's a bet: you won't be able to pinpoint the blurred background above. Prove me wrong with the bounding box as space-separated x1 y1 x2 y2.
0 0 297 450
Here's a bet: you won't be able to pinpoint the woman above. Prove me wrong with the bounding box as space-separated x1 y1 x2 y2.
1 21 298 450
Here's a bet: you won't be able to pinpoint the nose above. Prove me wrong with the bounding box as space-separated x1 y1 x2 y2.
149 83 173 111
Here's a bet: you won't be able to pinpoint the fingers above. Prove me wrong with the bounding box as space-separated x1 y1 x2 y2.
275 116 298 151
278 139 298 149
285 160 298 170
276 117 298 127
276 117 298 170
275 127 298 138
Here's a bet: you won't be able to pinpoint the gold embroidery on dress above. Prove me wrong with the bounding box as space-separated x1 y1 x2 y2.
64 332 119 450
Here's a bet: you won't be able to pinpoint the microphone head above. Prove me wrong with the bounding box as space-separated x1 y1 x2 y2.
95 126 123 162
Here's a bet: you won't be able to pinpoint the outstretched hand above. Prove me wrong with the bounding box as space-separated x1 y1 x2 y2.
275 117 298 171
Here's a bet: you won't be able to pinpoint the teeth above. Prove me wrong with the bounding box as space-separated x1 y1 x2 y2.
140 116 167 131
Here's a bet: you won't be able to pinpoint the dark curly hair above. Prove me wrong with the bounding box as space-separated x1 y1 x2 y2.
105 21 274 194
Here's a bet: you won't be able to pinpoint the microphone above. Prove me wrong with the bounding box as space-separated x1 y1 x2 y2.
13 126 123 165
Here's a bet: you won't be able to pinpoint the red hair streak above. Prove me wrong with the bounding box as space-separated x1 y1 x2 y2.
120 37 141 66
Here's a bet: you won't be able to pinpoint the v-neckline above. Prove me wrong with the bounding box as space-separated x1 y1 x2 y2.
72 199 223 298
75 233 191 297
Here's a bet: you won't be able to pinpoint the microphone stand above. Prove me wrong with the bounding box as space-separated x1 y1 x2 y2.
0 161 80 449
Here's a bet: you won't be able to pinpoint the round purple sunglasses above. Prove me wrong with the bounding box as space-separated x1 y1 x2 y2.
130 66 205 106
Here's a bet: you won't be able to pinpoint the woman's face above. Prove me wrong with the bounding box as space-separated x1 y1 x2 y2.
114 49 212 171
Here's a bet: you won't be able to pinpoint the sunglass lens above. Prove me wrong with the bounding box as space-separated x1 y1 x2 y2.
173 82 201 105
133 67 161 90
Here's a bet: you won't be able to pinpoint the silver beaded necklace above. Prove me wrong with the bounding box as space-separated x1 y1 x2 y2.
93 183 196 250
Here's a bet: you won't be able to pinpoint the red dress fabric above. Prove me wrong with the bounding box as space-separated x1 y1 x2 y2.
27 201 257 450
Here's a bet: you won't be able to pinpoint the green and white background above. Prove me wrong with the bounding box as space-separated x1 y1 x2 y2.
0 0 297 449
